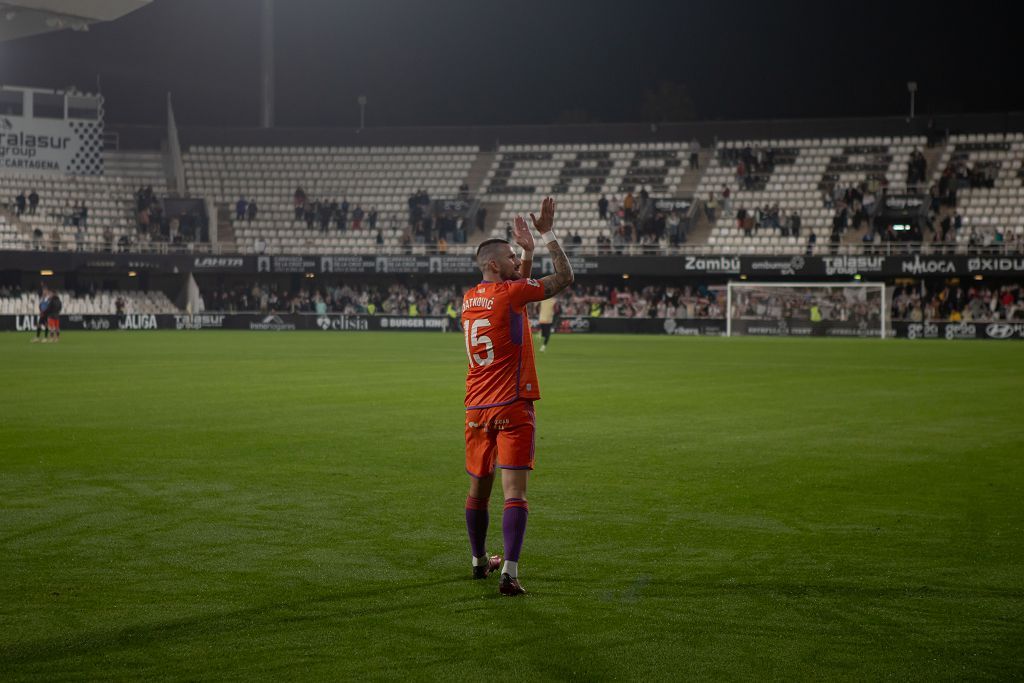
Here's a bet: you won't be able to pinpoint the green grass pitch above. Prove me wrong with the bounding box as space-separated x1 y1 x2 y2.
1 331 1022 680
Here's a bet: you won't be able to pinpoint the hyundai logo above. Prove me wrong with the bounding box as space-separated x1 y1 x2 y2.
985 323 1018 339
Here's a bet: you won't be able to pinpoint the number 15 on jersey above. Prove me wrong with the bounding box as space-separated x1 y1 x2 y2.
464 319 494 367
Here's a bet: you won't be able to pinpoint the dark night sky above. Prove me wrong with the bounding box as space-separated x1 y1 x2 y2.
0 0 1018 128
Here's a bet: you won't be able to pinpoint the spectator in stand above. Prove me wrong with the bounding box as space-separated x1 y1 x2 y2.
475 206 487 233
48 228 61 251
340 197 350 224
938 214 952 242
789 210 801 238
368 207 378 231
721 185 732 216
623 191 635 221
103 226 114 252
235 196 248 221
608 205 622 233
612 225 627 253
137 204 151 234
246 200 258 222
376 230 384 246
15 191 26 216
75 225 85 251
293 187 306 220
437 236 448 254
303 198 315 230
689 138 700 170
318 200 332 232
705 192 718 223
806 231 817 256
667 212 681 246
597 194 609 219
28 189 39 215
352 205 364 230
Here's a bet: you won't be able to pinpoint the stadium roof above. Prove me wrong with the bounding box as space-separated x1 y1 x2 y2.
0 0 149 42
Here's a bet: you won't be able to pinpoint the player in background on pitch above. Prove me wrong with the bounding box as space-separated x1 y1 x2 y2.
46 289 62 342
32 287 50 343
537 296 557 352
461 196 573 596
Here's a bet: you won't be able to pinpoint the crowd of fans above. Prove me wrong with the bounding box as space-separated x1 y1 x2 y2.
9 277 1022 325
731 288 883 323
290 187 379 233
591 189 693 249
713 144 782 191
201 280 462 317
280 186 480 251
554 283 722 318
891 281 1022 321
199 280 726 320
135 186 207 246
201 279 1023 323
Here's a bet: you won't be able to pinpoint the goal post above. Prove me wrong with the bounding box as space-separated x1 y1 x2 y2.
726 281 888 338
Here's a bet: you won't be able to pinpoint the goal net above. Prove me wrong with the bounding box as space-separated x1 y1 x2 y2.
726 282 887 338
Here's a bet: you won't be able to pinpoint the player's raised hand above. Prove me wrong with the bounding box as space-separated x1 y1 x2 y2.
530 196 556 234
512 215 536 252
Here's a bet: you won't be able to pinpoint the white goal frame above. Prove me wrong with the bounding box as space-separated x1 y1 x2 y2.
726 281 887 339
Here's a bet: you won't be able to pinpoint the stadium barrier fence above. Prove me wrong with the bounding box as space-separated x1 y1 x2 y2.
3 314 1022 339
2 251 1023 277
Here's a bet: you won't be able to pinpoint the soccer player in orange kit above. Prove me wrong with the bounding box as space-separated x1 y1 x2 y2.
461 197 574 596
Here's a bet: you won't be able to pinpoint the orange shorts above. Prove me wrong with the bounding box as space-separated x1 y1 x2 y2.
47 318 60 330
465 400 536 478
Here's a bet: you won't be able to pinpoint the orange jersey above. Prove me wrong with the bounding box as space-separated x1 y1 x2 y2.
463 278 546 409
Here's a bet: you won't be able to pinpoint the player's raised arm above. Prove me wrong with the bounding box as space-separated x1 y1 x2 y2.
512 215 535 278
530 197 574 298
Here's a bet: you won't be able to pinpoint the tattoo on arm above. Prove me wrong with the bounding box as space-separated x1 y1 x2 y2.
539 241 574 298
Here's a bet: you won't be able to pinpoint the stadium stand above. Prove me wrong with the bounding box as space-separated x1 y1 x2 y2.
0 289 180 315
183 145 479 254
3 134 1024 257
931 132 1024 249
481 141 701 251
698 136 931 255
0 151 170 252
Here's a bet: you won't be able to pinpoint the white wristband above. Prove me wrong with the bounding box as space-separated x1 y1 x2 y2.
541 231 558 245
